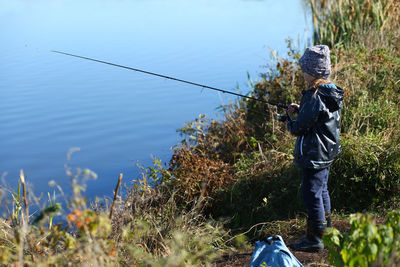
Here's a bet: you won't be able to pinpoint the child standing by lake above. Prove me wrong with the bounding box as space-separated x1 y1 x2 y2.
286 45 344 252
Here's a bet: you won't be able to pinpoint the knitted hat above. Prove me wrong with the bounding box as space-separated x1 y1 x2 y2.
299 45 331 79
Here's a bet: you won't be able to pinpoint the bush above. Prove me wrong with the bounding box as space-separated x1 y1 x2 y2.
327 36 400 211
324 211 400 266
169 30 400 225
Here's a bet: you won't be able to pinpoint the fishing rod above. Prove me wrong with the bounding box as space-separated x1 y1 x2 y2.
51 50 289 109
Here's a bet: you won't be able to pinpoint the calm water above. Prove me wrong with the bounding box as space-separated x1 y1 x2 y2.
1 0 310 201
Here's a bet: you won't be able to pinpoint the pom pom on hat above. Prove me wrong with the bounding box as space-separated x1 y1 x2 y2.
299 45 331 79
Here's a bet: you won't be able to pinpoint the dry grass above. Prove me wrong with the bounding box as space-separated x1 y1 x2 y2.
309 0 400 48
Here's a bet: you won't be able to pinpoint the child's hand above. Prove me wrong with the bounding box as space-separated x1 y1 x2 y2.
287 103 300 114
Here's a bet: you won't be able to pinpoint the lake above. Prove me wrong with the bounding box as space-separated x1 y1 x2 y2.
1 0 310 204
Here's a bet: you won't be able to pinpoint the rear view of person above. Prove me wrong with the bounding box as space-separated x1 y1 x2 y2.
286 45 345 252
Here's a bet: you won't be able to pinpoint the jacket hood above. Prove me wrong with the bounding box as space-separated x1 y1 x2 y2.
316 83 344 112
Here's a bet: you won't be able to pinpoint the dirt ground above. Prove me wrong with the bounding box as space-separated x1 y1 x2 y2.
212 220 351 267
212 250 331 267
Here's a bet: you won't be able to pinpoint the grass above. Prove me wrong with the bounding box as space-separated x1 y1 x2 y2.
0 161 234 266
1 0 400 265
309 0 400 49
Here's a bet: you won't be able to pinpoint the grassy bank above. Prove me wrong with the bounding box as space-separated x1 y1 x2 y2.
1 0 400 266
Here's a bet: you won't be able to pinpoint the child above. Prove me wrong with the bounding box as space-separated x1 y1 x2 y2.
286 45 344 252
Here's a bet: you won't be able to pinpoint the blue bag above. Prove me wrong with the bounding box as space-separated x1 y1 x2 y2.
249 235 303 267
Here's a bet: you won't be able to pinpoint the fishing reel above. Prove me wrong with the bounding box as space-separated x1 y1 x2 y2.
276 113 289 122
276 105 299 122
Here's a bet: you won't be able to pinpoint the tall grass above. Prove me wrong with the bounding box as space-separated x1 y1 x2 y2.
309 0 400 48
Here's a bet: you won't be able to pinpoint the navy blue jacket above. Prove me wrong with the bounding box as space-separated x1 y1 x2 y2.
287 83 345 169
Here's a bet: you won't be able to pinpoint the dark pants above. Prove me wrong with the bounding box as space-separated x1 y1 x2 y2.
302 167 331 222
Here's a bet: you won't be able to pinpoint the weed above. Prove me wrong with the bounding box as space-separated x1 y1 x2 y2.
308 0 400 49
324 211 400 266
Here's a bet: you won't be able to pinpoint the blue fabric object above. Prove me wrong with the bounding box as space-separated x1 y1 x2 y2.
249 235 303 267
302 167 331 222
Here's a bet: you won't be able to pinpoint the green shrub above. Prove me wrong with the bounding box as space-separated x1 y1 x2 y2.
211 160 303 228
245 40 304 143
324 211 400 266
327 35 400 212
330 133 400 211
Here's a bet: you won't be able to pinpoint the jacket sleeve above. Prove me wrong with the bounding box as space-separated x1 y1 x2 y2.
287 94 321 136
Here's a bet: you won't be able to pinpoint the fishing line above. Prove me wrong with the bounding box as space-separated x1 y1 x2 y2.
50 49 288 109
